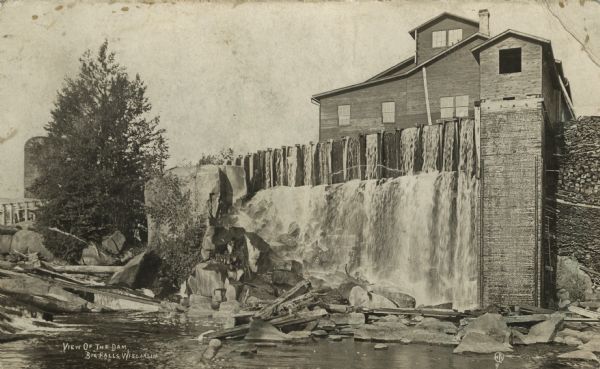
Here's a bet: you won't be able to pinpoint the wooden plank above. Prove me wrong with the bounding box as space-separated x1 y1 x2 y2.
47 265 124 274
569 306 600 319
503 314 551 324
362 307 463 318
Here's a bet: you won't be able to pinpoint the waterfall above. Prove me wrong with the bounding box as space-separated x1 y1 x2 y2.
365 134 379 180
421 125 442 173
264 150 273 188
236 120 479 310
400 127 419 175
287 146 298 186
302 144 314 186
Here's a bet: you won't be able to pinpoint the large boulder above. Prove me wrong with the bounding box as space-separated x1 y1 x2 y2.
514 314 564 345
370 286 416 308
101 231 126 255
348 286 397 309
454 332 513 354
108 251 161 289
462 313 511 344
187 262 227 298
557 256 593 302
81 244 116 266
10 230 54 261
557 349 599 362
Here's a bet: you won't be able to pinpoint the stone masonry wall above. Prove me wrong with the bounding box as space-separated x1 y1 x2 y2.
480 98 545 307
555 117 600 272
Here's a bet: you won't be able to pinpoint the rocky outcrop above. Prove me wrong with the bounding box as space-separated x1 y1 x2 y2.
101 231 126 255
10 230 54 261
454 313 512 354
348 286 399 309
81 244 116 266
513 314 564 344
108 251 161 289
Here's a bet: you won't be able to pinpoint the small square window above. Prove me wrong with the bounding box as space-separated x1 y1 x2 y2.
432 31 447 48
456 95 469 117
338 105 350 126
382 102 395 123
499 48 522 74
440 96 454 118
448 29 463 46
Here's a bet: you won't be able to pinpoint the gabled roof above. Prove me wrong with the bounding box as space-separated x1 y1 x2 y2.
470 29 551 58
312 32 488 102
408 12 479 39
365 56 415 82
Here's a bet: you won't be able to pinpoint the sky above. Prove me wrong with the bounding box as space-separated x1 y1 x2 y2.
0 0 599 198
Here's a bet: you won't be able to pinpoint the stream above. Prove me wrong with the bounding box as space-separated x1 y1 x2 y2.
0 311 587 369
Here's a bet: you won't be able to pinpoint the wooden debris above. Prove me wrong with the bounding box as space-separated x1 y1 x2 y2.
517 305 555 315
569 306 600 319
503 314 552 324
361 307 465 318
253 280 310 320
44 264 123 274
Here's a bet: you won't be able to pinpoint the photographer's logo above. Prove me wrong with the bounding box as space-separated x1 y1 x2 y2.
494 352 505 368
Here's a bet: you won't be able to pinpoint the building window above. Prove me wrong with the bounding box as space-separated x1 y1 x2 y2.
440 96 454 118
448 29 463 46
455 95 469 117
499 48 522 74
382 102 395 123
432 31 446 48
338 105 350 126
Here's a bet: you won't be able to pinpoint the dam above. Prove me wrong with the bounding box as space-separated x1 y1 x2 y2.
232 98 554 309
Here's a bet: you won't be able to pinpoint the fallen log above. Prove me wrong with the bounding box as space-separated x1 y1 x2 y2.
517 305 555 315
45 265 124 274
361 307 465 318
568 305 600 319
253 280 311 320
206 308 327 340
503 314 552 324
279 292 315 314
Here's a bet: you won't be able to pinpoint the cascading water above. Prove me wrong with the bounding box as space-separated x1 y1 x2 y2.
236 121 479 311
421 124 441 172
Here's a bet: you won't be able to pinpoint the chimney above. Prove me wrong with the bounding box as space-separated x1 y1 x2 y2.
479 9 490 36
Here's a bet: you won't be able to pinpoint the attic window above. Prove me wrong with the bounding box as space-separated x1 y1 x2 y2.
499 48 522 74
432 31 446 48
448 29 463 46
338 105 350 126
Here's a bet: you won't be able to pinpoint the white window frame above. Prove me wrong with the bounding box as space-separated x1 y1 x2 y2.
432 30 447 48
448 29 463 46
455 95 469 117
440 96 454 119
381 102 395 123
338 105 350 126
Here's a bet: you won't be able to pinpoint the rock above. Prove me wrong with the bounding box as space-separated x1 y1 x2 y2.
329 312 365 327
81 243 116 266
556 328 600 344
328 335 343 341
101 231 126 255
219 300 240 313
187 262 227 298
374 343 388 350
254 342 277 348
517 314 564 344
224 279 238 302
557 256 593 302
202 338 222 361
579 338 600 352
0 235 12 254
354 324 457 345
370 286 416 308
339 327 355 336
454 332 512 354
245 320 309 343
558 299 572 310
557 350 599 362
564 336 584 346
10 230 53 261
311 330 328 338
108 251 161 289
239 279 276 303
417 317 458 335
236 345 258 356
317 319 336 331
212 311 235 329
412 315 424 322
462 313 511 344
348 286 397 309
272 270 303 287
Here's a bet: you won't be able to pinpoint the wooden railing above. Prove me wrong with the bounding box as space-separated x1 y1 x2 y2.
0 199 42 226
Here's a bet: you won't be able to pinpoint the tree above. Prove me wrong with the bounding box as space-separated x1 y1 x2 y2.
197 148 234 165
30 41 169 245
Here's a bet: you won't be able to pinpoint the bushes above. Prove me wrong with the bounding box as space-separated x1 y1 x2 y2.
34 226 88 264
145 173 205 294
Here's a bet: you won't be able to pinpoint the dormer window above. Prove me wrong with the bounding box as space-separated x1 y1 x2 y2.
448 29 463 45
432 31 446 48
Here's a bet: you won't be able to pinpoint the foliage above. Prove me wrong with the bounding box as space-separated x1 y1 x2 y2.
30 41 169 244
197 148 234 165
145 173 205 293
34 226 88 264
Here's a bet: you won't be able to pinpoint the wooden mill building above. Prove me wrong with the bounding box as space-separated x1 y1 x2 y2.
312 10 575 141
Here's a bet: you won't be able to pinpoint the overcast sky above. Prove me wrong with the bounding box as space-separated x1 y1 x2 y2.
1 0 599 198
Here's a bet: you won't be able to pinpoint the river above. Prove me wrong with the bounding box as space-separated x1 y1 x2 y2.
0 311 585 369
